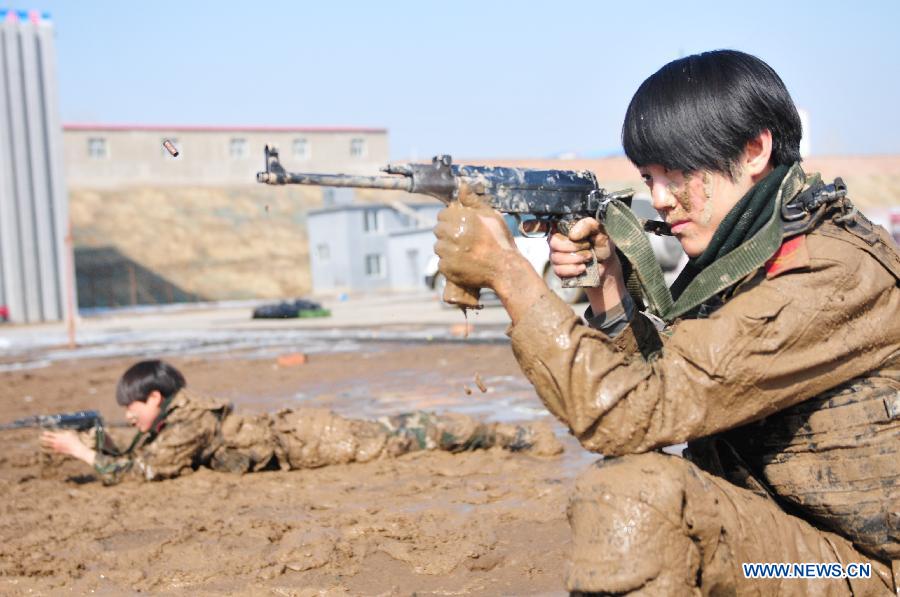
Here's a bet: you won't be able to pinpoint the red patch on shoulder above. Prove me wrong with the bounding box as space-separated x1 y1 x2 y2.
765 235 810 279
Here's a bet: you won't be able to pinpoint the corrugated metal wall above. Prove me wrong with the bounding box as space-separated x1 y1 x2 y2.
0 9 69 323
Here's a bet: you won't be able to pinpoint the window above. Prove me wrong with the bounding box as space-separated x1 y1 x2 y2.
406 248 419 277
87 137 108 159
363 209 380 233
229 138 248 159
364 253 384 277
292 138 310 159
350 138 366 158
316 244 330 261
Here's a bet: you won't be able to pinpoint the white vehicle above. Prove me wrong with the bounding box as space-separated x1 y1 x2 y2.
424 197 684 304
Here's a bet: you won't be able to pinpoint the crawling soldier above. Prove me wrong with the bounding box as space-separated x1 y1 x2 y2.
434 50 899 594
41 359 561 485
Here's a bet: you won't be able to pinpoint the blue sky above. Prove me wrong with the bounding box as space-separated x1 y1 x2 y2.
25 0 900 159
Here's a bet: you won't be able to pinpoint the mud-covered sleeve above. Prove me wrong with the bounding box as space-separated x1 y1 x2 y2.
93 452 136 485
94 412 219 484
84 428 132 485
508 241 900 456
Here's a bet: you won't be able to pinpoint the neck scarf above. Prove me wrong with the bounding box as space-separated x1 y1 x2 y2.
670 164 790 300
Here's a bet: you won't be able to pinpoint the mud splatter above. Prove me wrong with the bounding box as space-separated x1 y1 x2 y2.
666 175 693 212
663 182 680 209
474 373 488 393
463 308 470 338
700 171 715 226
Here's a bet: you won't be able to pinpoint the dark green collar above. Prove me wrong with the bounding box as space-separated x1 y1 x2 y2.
671 164 790 301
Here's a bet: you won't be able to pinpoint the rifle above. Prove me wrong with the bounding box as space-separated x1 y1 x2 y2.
0 410 105 432
257 147 671 309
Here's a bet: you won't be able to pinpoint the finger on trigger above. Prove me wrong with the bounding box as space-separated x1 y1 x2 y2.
550 235 590 253
548 232 571 249
569 217 600 241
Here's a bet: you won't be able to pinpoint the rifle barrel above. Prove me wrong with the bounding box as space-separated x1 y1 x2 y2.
0 417 37 431
257 171 413 191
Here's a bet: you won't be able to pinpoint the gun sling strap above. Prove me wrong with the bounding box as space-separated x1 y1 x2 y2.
602 163 846 324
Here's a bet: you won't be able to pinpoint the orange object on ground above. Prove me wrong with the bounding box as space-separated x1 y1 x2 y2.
277 353 308 367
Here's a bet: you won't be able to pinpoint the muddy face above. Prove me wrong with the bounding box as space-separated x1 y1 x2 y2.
639 165 751 258
666 174 693 212
699 172 714 226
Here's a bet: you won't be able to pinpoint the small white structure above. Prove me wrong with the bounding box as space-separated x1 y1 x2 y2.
306 201 442 295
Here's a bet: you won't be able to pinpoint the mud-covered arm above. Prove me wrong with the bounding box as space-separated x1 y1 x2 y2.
508 242 900 456
92 451 136 485
94 411 219 484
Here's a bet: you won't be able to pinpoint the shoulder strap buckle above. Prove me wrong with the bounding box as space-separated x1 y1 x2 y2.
782 177 850 235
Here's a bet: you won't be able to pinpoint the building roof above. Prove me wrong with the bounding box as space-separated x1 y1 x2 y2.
63 123 388 134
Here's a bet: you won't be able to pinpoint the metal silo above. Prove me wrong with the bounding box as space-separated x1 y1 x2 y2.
0 9 71 324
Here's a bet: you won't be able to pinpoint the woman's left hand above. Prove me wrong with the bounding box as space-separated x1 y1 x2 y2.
40 430 95 464
433 199 525 293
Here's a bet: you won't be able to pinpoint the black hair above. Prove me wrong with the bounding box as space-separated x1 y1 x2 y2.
116 360 186 406
622 50 802 179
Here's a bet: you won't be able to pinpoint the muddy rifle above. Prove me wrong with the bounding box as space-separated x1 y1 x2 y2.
0 410 106 432
257 146 671 309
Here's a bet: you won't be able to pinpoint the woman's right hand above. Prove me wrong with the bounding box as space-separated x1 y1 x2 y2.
549 216 629 317
548 217 619 279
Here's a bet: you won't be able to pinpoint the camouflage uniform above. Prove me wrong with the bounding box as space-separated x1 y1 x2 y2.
508 166 900 594
93 390 561 485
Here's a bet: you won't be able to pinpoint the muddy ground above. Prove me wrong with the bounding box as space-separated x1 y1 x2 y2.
0 343 597 596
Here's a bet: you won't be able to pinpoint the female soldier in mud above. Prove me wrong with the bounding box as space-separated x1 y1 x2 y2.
42 359 561 485
434 49 899 595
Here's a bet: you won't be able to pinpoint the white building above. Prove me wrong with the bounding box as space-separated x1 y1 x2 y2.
306 202 441 295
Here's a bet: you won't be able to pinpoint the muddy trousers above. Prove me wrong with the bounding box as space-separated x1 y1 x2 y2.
567 453 895 596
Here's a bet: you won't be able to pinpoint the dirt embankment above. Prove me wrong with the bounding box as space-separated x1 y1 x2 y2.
70 185 322 303
0 345 588 595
